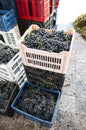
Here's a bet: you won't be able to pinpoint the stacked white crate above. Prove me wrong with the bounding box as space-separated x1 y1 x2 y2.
0 25 21 48
0 41 27 87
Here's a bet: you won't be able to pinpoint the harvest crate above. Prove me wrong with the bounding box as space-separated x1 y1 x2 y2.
12 82 61 127
0 80 19 116
0 9 17 31
16 0 50 22
0 25 21 48
18 24 74 74
0 47 27 88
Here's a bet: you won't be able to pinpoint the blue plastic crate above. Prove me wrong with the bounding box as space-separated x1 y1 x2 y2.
0 0 18 19
11 82 61 127
0 9 17 31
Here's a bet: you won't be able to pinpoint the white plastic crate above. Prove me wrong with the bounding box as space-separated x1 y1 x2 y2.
0 25 21 48
0 51 27 88
18 24 74 74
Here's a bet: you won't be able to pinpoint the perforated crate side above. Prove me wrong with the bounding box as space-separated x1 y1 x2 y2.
16 0 32 20
16 0 50 22
0 25 21 48
0 64 15 81
7 51 27 87
16 71 27 88
0 52 20 81
0 51 27 87
18 25 74 74
32 0 50 22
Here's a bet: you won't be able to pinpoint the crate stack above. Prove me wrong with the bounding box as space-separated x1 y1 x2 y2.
16 0 59 35
18 25 74 91
11 25 74 126
0 0 21 48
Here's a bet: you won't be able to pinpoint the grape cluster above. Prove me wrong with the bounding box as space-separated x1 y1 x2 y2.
0 81 15 109
0 43 19 64
23 28 72 53
17 85 57 121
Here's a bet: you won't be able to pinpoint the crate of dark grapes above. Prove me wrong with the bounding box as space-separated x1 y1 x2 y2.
0 42 27 88
12 82 61 127
0 80 19 116
19 24 74 74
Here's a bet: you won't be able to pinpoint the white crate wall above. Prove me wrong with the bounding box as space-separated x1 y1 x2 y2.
0 51 27 87
0 25 21 48
18 25 74 74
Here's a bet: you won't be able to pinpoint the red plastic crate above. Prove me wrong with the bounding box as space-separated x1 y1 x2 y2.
55 0 59 8
16 0 31 20
16 0 50 22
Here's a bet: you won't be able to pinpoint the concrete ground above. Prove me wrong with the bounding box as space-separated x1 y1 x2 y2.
0 24 86 130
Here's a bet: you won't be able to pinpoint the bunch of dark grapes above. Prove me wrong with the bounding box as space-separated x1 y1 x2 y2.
0 43 19 64
23 28 72 53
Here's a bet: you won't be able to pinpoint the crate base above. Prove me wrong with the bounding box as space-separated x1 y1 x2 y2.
32 18 50 29
24 65 65 91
